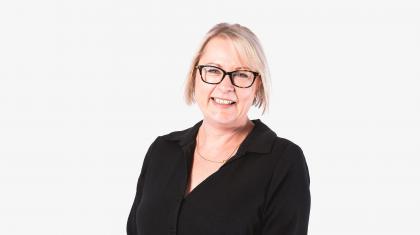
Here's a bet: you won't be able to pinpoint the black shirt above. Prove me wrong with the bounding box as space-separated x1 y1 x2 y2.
127 119 311 235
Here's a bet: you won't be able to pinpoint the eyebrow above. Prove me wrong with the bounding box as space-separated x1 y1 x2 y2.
206 63 251 70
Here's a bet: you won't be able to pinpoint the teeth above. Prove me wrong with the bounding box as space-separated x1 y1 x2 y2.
214 98 234 105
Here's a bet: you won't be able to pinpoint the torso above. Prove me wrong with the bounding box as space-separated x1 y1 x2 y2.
184 120 253 197
184 151 225 197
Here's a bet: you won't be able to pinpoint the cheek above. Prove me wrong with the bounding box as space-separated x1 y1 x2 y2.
237 90 255 106
194 76 212 102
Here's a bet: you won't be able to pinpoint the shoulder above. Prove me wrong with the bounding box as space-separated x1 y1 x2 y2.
270 136 310 186
158 127 192 145
273 136 304 157
269 136 308 172
142 122 200 154
265 132 305 158
160 128 190 141
158 120 203 146
260 136 310 207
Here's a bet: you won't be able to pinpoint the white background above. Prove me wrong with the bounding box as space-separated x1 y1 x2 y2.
1 0 419 234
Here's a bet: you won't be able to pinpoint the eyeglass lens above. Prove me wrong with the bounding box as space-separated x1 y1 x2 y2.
201 66 255 87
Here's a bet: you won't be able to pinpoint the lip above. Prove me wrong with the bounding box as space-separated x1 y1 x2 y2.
211 97 236 103
210 97 236 108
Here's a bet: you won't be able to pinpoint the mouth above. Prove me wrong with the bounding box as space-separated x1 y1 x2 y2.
211 97 237 105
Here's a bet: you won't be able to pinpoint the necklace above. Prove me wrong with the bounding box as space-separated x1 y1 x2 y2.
195 129 242 164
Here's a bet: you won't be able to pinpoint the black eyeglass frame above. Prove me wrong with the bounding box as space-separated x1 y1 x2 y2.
195 65 260 88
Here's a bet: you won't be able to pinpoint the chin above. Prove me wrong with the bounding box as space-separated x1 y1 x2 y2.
205 113 239 126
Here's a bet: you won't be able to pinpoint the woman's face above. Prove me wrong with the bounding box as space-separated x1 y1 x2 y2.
194 37 260 127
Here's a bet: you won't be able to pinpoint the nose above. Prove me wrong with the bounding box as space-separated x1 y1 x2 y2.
217 74 235 92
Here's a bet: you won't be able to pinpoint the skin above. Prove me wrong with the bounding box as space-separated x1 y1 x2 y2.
194 36 260 132
185 36 261 196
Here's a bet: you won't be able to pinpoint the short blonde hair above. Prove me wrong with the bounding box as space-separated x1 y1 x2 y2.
184 23 271 114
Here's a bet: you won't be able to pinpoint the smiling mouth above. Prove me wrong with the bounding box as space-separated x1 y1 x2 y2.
211 97 236 105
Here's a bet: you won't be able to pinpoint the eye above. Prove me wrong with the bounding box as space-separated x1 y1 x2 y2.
233 71 251 79
205 67 222 75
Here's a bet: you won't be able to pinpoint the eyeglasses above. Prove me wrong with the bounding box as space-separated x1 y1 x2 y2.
195 65 259 88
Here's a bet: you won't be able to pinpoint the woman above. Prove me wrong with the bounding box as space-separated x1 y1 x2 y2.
127 23 311 235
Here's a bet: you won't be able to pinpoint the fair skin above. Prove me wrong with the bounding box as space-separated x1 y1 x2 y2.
185 36 261 196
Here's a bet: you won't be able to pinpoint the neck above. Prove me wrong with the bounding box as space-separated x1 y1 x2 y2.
197 118 254 148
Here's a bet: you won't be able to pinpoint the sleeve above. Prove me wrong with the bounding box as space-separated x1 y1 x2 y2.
126 137 159 235
261 143 311 235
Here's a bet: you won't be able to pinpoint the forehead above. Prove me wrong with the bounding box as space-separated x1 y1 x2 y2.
199 37 251 70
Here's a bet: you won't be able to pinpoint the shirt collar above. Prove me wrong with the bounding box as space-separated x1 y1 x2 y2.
162 119 277 155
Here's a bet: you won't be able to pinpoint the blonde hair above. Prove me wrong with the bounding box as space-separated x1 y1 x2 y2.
184 23 271 114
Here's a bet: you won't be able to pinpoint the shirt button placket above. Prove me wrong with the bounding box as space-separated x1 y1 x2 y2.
168 195 184 235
